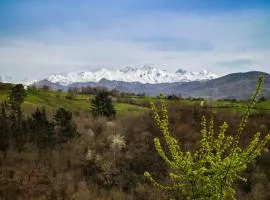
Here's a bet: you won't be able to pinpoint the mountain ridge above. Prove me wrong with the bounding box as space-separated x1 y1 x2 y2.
43 66 218 86
2 69 270 100
33 71 270 100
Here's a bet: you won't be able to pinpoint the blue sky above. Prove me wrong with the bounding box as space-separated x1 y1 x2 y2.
0 0 270 80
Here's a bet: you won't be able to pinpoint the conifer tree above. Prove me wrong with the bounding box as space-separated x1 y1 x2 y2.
8 84 26 116
8 84 27 149
54 107 78 142
0 102 10 151
91 91 116 118
28 107 54 148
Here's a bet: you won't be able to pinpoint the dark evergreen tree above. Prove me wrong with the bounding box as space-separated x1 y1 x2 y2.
53 107 78 142
8 84 26 114
0 102 10 151
259 96 266 102
8 84 26 128
28 107 54 148
8 84 27 150
91 91 116 118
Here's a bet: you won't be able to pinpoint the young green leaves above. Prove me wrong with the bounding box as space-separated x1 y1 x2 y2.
144 76 270 200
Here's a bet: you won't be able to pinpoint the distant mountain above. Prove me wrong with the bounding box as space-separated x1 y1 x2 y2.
168 71 270 99
3 66 269 100
34 71 270 100
44 65 218 85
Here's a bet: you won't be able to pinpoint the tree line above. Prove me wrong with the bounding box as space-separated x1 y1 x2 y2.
0 84 78 152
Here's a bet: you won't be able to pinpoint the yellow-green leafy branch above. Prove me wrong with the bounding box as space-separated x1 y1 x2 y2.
144 76 270 200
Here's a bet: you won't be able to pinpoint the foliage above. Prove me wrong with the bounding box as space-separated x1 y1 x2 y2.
0 82 13 91
1 84 270 199
54 107 78 142
167 94 182 100
28 107 54 148
144 76 270 200
7 84 27 150
0 102 10 151
8 84 26 112
91 91 116 118
259 96 266 102
0 85 81 150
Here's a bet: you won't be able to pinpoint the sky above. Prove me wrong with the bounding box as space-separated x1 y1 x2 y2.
0 0 270 81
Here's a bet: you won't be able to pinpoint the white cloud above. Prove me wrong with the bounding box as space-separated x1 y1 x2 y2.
0 9 270 80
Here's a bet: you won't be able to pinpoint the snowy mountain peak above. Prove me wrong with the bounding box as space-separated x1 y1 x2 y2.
175 69 187 74
120 66 136 73
120 65 158 73
140 65 155 71
43 66 218 86
199 69 208 75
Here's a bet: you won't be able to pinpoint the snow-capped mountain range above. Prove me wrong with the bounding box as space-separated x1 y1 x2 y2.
44 66 218 86
1 66 218 86
2 68 270 99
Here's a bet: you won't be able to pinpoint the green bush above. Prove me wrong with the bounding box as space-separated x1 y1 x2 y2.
144 76 270 200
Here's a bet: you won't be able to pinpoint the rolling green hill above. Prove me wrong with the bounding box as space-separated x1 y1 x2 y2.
0 88 148 118
1 85 270 119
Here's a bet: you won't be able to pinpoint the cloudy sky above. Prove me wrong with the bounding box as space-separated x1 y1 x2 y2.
0 0 270 81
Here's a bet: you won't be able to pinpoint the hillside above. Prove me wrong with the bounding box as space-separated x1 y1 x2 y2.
170 71 270 99
1 83 270 118
0 87 148 118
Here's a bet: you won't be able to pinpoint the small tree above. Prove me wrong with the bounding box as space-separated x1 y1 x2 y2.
54 107 78 142
91 91 116 118
8 84 27 149
144 76 270 200
8 84 26 118
28 107 54 148
259 96 266 102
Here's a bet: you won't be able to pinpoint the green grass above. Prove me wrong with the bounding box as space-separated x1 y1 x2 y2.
0 89 148 117
0 91 8 101
1 88 270 118
115 103 148 117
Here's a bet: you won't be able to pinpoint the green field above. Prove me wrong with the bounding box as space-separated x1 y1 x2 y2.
1 88 270 118
120 96 270 114
0 89 148 117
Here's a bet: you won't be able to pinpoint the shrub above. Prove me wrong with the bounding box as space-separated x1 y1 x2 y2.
144 76 270 200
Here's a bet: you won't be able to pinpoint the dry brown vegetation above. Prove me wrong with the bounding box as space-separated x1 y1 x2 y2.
1 101 270 199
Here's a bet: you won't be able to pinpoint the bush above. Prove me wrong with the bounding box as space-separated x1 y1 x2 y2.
144 76 270 200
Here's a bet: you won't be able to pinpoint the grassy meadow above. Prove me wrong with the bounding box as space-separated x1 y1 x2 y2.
1 87 270 118
0 88 149 118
